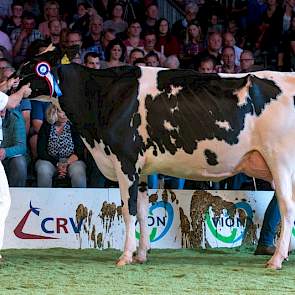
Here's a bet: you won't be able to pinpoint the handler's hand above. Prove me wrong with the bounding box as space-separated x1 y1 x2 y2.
0 148 6 161
21 83 32 98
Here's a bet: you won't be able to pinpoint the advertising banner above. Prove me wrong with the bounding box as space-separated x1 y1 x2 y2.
3 188 295 250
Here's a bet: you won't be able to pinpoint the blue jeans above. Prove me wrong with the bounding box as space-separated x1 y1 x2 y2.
258 194 281 246
36 159 87 188
3 156 27 187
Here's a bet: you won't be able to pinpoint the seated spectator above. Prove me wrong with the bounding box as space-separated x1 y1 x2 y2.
11 12 43 66
155 18 180 57
143 31 166 65
46 19 62 46
145 51 160 67
35 104 87 188
197 56 216 73
0 30 12 55
133 57 146 66
207 13 224 34
1 1 23 36
194 31 222 69
101 28 116 53
100 38 127 68
82 15 104 60
71 2 90 37
84 52 100 69
38 0 67 38
181 20 204 68
220 45 240 73
172 2 199 42
240 50 257 72
128 48 145 65
0 60 31 135
123 20 144 57
0 107 27 187
182 20 204 58
103 3 128 35
223 32 243 66
163 55 180 69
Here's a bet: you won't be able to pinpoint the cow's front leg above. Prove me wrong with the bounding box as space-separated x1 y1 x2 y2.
133 181 150 264
266 170 295 269
116 171 138 267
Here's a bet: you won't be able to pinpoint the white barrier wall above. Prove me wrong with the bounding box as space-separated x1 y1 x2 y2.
3 188 295 250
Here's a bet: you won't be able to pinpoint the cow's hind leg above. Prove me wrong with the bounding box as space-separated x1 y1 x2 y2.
266 168 295 269
115 170 138 267
133 180 150 264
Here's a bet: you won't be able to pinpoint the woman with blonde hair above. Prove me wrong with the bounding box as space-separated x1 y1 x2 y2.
35 104 86 187
38 0 67 38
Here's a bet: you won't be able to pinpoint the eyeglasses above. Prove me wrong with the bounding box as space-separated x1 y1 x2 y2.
240 58 254 62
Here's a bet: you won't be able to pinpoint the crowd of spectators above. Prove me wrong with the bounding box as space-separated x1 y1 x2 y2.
0 0 293 189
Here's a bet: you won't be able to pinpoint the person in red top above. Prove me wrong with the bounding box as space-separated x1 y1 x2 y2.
155 18 180 57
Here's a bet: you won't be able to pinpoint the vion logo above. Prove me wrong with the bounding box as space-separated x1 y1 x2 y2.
14 202 83 239
205 202 253 247
136 201 174 242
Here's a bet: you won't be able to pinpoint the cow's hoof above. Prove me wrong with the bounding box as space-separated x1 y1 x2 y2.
116 256 132 267
133 255 147 264
266 259 282 270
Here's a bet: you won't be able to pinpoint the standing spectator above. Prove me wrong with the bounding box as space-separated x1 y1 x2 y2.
223 32 243 66
0 108 27 187
71 2 90 37
141 3 159 35
1 1 23 36
255 0 284 67
84 51 100 69
283 0 295 33
220 46 240 73
93 0 112 21
11 12 43 65
100 38 127 68
35 104 87 188
143 31 166 65
172 2 199 42
38 1 67 38
103 3 128 35
123 20 144 57
155 18 180 57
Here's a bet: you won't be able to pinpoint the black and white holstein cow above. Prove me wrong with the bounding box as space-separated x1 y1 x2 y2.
29 63 295 269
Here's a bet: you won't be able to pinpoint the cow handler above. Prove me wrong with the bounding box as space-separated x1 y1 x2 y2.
0 81 31 262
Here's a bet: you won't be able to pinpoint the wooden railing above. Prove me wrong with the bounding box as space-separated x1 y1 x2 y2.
158 0 185 26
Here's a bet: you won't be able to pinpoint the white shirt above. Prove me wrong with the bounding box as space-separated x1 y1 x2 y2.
0 91 8 111
0 30 12 52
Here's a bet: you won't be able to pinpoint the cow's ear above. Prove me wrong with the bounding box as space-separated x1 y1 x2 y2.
37 44 55 55
61 54 70 64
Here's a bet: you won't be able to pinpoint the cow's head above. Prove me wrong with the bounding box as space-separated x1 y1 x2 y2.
16 45 80 99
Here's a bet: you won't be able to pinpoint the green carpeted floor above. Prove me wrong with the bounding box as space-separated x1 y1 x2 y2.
0 248 294 295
